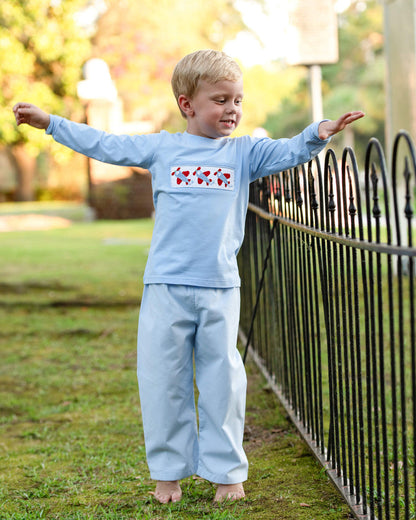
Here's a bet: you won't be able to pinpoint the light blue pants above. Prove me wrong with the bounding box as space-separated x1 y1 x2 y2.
137 284 248 484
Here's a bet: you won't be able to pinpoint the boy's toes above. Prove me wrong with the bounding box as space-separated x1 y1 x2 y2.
214 483 245 502
150 480 182 504
149 491 170 504
171 489 182 503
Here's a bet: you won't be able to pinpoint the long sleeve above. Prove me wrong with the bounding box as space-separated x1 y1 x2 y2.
248 121 330 181
46 115 159 169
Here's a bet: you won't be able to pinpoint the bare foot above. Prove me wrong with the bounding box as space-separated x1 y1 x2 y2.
214 482 245 502
150 480 182 503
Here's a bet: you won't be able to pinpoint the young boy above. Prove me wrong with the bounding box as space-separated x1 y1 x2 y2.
13 49 364 504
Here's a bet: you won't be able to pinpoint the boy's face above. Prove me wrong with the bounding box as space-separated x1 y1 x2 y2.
179 78 243 139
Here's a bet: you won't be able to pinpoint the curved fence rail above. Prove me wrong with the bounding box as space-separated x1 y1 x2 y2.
239 132 416 520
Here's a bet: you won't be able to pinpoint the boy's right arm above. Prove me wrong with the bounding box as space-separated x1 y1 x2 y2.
13 103 50 130
13 102 157 168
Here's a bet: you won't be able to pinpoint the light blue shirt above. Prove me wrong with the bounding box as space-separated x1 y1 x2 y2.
47 116 329 288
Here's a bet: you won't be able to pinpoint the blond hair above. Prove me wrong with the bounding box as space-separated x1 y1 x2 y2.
171 49 242 117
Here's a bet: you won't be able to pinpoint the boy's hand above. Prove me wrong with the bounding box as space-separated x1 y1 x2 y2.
318 111 365 140
13 102 50 130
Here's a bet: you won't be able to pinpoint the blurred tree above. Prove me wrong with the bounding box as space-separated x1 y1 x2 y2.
0 0 91 200
91 0 243 131
264 0 384 160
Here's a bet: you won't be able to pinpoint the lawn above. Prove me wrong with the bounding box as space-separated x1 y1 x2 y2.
0 208 352 519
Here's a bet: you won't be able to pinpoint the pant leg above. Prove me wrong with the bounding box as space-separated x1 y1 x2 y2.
194 287 248 484
137 284 198 480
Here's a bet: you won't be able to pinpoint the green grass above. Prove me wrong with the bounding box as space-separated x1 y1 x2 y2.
0 206 351 519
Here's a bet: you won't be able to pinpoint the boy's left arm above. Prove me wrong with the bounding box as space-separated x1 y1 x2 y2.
318 111 365 140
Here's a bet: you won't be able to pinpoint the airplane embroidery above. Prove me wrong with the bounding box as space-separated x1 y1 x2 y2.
193 167 213 185
214 168 231 187
171 167 191 185
170 165 234 190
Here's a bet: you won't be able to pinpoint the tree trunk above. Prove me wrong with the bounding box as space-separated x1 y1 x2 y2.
7 144 37 201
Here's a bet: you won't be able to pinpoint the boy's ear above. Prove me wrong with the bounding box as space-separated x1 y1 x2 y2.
178 95 194 117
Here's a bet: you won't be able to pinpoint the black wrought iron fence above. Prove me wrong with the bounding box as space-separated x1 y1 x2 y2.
238 131 416 520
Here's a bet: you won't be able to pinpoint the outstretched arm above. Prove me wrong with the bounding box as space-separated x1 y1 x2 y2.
13 102 159 168
318 111 365 140
13 103 50 130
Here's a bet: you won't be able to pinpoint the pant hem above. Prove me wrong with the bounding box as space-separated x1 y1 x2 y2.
196 465 248 485
150 468 196 481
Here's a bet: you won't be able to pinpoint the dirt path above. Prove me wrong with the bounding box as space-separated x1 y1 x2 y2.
0 214 71 231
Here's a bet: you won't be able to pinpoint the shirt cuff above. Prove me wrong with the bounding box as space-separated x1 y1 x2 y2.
45 114 59 135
